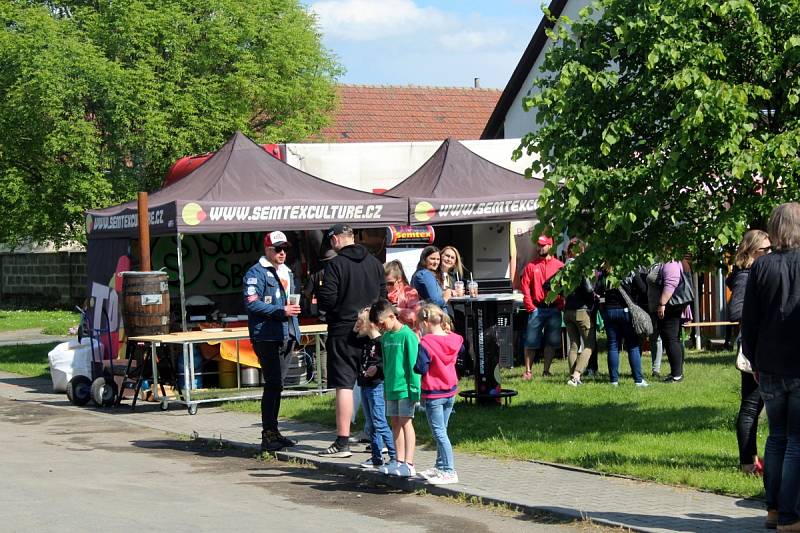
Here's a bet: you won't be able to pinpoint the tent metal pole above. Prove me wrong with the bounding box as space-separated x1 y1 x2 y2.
177 232 188 332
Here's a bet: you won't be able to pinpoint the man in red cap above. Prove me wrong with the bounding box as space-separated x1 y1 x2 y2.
520 234 565 379
243 231 302 453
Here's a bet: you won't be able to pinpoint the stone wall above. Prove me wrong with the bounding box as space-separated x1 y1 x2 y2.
0 252 87 308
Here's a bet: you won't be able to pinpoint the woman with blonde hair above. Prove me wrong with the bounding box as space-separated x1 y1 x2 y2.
727 229 770 475
439 246 468 291
384 260 420 328
741 202 800 530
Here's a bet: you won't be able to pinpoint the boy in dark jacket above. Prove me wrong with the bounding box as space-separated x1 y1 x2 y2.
354 308 397 468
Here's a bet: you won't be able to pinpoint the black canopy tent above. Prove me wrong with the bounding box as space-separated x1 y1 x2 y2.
385 137 544 225
85 131 408 332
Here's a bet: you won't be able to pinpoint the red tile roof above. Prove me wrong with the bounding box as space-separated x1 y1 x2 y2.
314 84 502 143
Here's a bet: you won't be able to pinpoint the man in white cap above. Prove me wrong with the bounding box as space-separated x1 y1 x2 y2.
243 231 302 453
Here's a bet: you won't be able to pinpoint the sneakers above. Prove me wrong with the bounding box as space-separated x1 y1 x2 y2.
318 440 352 458
610 381 619 387
359 459 381 469
418 467 439 480
566 378 582 387
427 470 459 485
364 443 388 454
542 370 553 377
396 462 416 478
663 374 683 383
260 430 286 453
652 370 661 378
379 460 399 475
635 380 649 388
522 370 532 381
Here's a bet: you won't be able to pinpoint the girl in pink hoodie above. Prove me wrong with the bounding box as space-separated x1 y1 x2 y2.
414 303 463 485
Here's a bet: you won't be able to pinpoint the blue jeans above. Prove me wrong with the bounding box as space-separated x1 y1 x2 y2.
525 307 562 349
425 396 456 473
360 383 396 465
759 373 800 525
602 308 643 383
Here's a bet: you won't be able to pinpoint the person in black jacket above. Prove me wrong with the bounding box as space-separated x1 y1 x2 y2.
317 224 387 458
741 203 800 531
728 229 770 475
596 268 648 387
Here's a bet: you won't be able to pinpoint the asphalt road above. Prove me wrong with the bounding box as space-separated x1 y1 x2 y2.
0 396 604 533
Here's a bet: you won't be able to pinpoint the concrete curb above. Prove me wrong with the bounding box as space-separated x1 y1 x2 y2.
194 435 638 532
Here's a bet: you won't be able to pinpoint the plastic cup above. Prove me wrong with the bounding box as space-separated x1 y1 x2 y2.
287 294 300 306
468 281 479 298
453 280 465 297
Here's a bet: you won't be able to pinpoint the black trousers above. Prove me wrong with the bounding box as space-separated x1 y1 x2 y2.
657 304 686 378
736 370 764 464
254 339 294 432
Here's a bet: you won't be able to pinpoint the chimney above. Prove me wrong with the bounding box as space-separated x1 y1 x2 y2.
474 77 481 89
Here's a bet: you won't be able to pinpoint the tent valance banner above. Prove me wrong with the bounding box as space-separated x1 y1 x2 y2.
387 137 543 225
86 131 408 239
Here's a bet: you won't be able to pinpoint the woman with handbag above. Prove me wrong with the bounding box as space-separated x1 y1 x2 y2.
596 268 648 387
742 203 800 531
656 258 694 383
729 230 770 475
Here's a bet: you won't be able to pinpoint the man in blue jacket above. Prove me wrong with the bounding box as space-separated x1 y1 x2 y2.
244 231 302 453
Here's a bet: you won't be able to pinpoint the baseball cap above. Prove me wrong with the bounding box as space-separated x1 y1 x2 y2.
537 235 554 246
325 223 351 241
264 231 291 248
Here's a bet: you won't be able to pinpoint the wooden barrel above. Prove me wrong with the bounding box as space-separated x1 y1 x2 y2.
121 271 171 337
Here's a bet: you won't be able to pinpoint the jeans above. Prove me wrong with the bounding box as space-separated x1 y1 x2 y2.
602 308 643 383
525 307 562 349
360 383 396 465
759 373 800 525
254 339 294 432
657 304 686 378
425 396 456 473
737 371 764 464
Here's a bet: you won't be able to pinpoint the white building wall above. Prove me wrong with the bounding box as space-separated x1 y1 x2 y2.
503 0 592 139
284 139 538 192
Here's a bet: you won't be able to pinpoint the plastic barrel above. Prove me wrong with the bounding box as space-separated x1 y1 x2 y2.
121 271 170 337
218 359 237 389
176 351 203 389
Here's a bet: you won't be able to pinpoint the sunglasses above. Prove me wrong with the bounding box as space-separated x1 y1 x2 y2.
271 246 290 253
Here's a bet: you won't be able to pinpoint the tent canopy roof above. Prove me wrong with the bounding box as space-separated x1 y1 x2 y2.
87 132 407 238
386 137 543 224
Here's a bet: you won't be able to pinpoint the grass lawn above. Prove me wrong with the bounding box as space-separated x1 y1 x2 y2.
0 343 57 378
0 309 80 335
225 348 765 498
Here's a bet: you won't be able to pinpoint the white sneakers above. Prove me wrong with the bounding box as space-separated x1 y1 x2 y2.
426 470 459 485
378 460 398 475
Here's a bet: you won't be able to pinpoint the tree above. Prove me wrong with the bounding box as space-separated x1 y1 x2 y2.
517 0 800 288
0 0 342 247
